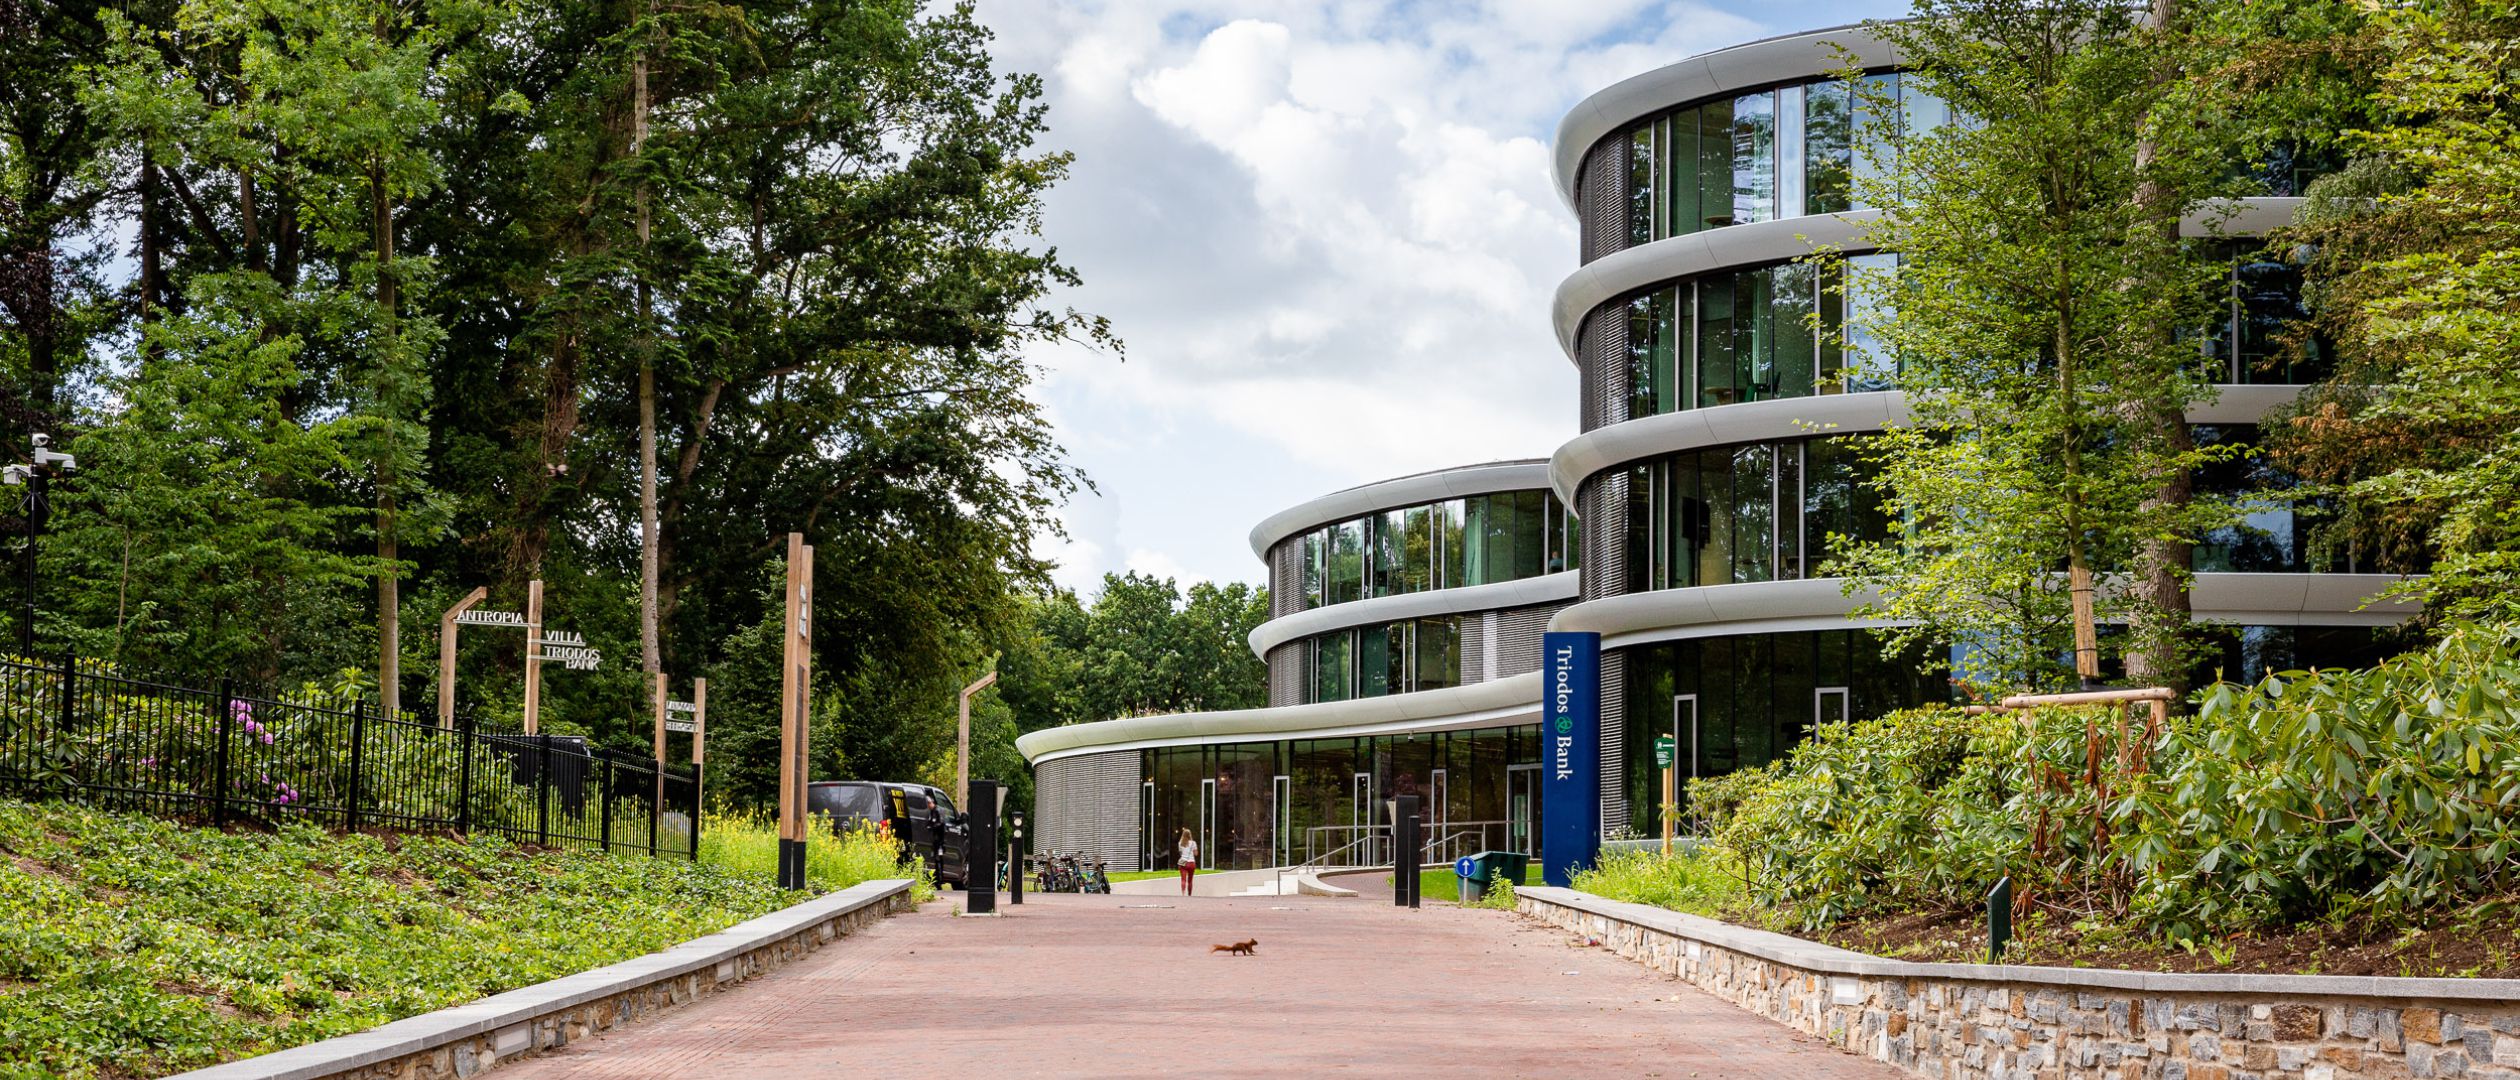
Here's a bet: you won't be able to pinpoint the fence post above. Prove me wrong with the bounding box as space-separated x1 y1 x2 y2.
212 680 232 828
56 652 74 734
536 734 551 848
690 765 701 861
649 758 660 859
345 697 367 833
456 709 474 837
599 756 613 853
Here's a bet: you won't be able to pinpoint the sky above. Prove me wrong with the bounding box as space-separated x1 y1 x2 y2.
972 0 1912 596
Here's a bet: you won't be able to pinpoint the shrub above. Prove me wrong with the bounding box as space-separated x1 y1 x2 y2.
1571 846 1745 917
1699 622 2520 940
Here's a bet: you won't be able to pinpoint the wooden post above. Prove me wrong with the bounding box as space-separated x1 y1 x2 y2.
957 670 997 809
438 587 487 729
776 534 813 887
1661 762 1675 857
522 578 544 735
653 670 668 857
691 676 707 808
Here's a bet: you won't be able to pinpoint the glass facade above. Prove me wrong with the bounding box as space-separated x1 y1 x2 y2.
1617 435 1890 592
1611 623 2402 835
1143 724 1544 872
1624 72 1945 245
2198 242 2334 385
1303 618 1461 704
1290 490 1578 611
1622 257 1899 416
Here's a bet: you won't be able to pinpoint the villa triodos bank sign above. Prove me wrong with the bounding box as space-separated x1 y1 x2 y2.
536 630 604 671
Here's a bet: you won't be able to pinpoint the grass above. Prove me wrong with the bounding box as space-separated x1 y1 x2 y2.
1396 862 1543 903
698 810 937 900
0 798 921 1079
1567 846 1747 918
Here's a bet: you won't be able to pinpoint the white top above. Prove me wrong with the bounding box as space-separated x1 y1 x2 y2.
1178 840 1198 866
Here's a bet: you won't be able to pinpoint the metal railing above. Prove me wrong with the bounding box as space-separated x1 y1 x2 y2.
0 654 697 858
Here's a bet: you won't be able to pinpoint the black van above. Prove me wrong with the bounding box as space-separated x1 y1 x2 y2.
806 780 971 889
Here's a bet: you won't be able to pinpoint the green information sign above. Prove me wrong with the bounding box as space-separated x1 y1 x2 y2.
1654 734 1675 769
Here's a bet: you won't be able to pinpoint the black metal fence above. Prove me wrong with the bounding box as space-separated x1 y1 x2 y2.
0 654 697 858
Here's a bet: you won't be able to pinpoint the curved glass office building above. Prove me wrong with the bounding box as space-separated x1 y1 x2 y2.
1546 24 2417 840
1022 462 1580 873
1022 23 2422 876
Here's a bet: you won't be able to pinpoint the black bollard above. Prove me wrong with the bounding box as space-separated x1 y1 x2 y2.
1393 795 1420 909
967 780 999 914
1009 809 1024 905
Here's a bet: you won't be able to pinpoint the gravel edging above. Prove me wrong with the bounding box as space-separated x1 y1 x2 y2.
170 879 916 1080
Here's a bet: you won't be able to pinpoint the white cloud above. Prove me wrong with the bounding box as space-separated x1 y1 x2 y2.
980 0 1906 591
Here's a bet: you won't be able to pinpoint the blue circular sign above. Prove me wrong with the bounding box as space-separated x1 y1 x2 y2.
1455 856 1475 877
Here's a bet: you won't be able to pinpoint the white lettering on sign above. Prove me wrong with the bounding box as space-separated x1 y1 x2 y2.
1552 643 1575 780
533 631 602 670
454 609 529 628
667 700 698 713
664 720 697 734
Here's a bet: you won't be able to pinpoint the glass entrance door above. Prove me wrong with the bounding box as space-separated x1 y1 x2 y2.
1507 764 1540 857
1272 774 1291 868
1199 778 1216 869
1139 779 1154 871
1429 768 1448 863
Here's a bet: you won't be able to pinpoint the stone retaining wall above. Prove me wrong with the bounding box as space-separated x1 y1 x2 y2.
1517 886 2520 1080
173 880 917 1080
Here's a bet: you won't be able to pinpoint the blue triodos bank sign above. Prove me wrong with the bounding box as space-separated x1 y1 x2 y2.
1539 631 1600 887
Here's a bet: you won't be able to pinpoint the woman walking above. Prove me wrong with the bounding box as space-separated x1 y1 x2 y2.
1176 827 1199 896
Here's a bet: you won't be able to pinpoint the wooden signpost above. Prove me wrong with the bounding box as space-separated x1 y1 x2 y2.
435 578 600 736
1655 733 1677 856
776 533 814 889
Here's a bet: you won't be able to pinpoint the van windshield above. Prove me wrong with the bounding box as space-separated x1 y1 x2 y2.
808 784 883 818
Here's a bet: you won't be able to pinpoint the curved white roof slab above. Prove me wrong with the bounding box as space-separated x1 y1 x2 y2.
1248 571 1579 658
1549 385 2311 503
1553 25 1900 208
1552 200 2306 365
1246 460 1550 560
1547 573 2421 651
1554 213 1874 363
1016 672 1544 766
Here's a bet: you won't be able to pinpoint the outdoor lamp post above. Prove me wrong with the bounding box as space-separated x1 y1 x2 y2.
6 431 77 656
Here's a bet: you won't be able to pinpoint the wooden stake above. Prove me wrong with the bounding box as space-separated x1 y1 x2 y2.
437 586 486 730
1661 763 1675 857
691 677 707 813
653 670 668 834
522 578 544 735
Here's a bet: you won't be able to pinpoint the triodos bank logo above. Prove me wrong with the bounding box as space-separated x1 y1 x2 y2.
1555 717 1573 735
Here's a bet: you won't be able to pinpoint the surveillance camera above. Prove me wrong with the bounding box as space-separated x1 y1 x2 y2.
29 433 47 449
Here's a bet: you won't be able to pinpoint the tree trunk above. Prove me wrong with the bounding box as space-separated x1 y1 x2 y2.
373 158 401 718
633 33 660 676
2125 0 2193 698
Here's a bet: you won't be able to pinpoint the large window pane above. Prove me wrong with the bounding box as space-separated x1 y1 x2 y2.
1514 490 1547 580
1853 73 1899 211
1667 105 1704 237
1731 444 1774 583
1370 509 1407 598
1415 618 1459 691
1462 496 1492 586
1402 506 1435 593
1844 254 1899 390
1301 529 1325 609
1697 276 1740 408
1437 499 1466 589
1697 97 1736 228
1313 632 1352 703
1805 79 1854 215
1731 91 1776 225
1329 520 1366 605
1773 263 1819 400
1629 125 1656 247
1359 624 1393 698
1627 292 1658 419
1776 84 1806 219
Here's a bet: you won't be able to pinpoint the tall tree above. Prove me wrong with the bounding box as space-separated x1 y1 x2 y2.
1829 0 2239 692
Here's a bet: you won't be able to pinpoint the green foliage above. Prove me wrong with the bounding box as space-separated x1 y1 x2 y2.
996 573 1270 732
0 797 911 1079
1569 847 1746 918
1473 875 1519 911
1693 623 2520 939
698 809 936 903
2261 2 2520 620
1831 1 2257 690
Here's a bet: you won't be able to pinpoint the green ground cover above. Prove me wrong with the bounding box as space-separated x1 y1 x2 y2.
1405 862 1541 903
0 799 919 1079
1569 622 2520 976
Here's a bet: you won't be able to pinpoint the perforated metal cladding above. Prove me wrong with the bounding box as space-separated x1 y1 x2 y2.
1491 603 1570 678
1266 642 1307 707
1579 308 1633 435
1459 615 1487 685
1578 472 1630 603
1578 138 1630 266
1034 750 1144 871
1599 650 1629 837
1269 541 1304 619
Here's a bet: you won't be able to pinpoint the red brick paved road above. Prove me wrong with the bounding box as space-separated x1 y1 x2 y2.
499 893 1898 1079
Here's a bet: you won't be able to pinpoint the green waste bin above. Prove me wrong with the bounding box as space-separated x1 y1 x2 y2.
1454 851 1530 903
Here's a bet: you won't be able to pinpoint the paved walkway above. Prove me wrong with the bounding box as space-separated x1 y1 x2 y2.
499 892 1897 1079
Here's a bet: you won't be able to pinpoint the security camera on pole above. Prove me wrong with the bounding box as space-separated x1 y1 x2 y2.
6 431 77 656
